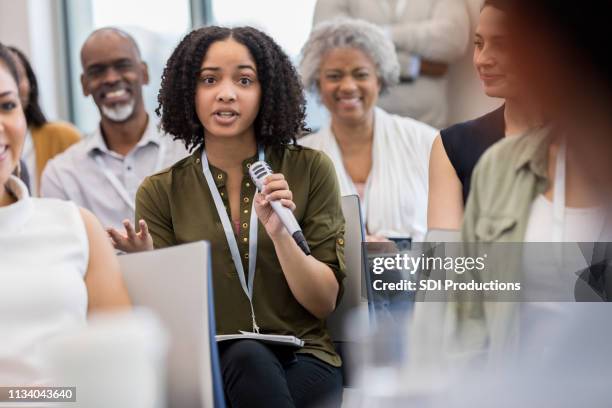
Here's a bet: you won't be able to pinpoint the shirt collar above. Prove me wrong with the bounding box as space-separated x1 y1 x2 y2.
513 126 552 179
195 146 260 188
85 114 162 155
135 117 164 148
241 152 259 175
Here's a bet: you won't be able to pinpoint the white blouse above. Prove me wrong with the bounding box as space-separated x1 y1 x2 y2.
0 176 89 384
300 107 437 240
520 195 609 355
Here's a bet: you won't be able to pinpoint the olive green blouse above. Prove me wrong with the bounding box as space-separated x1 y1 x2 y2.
135 145 346 367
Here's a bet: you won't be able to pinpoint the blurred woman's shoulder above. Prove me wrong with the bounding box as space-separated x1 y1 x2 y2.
297 127 331 150
375 108 437 158
33 121 81 143
442 106 505 140
381 107 437 135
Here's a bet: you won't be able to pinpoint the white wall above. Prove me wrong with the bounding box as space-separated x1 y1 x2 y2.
0 1 32 56
0 0 69 121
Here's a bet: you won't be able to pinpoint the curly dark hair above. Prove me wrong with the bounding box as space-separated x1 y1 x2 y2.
157 26 308 151
7 46 48 128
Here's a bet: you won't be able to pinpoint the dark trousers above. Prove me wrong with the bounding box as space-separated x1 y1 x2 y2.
218 339 343 408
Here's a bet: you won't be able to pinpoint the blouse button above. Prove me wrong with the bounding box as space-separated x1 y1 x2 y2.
243 237 248 243
244 253 249 259
243 209 249 214
242 222 248 229
195 158 201 164
243 197 250 203
217 174 223 180
337 238 345 246
246 182 250 187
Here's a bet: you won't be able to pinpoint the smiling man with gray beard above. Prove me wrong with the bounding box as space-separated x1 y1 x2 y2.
40 27 187 231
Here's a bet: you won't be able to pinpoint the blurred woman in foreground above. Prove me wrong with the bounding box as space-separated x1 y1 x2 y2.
454 0 612 361
0 42 130 384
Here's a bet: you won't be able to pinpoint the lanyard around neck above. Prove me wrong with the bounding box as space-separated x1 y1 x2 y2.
201 147 264 333
93 142 166 212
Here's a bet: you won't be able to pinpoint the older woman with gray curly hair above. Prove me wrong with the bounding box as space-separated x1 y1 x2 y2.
299 18 437 242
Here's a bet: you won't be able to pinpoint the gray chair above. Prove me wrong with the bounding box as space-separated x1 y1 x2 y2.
328 195 368 387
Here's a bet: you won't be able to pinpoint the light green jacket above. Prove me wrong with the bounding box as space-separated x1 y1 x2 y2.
450 127 552 362
462 127 552 243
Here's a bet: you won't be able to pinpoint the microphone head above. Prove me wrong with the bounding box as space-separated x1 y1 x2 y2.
249 160 273 190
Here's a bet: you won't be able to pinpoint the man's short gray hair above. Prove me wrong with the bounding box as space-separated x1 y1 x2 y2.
300 18 400 95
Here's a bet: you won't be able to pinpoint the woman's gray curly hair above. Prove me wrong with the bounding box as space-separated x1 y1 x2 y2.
299 18 400 95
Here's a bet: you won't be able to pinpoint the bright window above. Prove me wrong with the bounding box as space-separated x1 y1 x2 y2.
65 0 192 132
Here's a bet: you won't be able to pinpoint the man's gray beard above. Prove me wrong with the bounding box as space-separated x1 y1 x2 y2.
101 100 136 122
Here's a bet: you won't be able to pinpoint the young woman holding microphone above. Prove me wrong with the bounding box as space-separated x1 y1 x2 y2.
109 26 346 408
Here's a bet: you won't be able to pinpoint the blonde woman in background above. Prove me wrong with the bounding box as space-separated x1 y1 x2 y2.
427 0 540 230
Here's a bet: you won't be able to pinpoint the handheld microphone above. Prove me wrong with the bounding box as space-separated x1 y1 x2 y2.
249 161 311 255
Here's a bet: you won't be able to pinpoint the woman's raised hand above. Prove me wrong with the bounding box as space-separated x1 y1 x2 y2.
107 219 154 253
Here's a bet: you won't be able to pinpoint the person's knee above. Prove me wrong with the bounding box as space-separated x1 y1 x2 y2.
220 341 294 407
220 340 281 375
287 356 343 408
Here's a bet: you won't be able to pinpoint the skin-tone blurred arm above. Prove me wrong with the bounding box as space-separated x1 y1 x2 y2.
256 174 339 320
397 52 448 79
427 135 464 230
80 208 131 313
420 59 449 77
